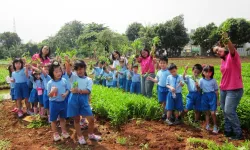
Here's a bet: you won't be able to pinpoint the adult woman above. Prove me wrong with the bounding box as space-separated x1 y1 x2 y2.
213 33 243 140
110 50 127 69
32 46 51 65
136 48 155 98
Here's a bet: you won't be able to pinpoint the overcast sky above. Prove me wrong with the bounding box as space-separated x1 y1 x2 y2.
1 0 250 43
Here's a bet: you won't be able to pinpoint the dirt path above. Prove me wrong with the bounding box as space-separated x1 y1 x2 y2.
0 100 247 150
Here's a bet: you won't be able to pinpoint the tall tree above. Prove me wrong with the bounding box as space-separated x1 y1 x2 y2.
139 25 157 49
126 22 143 41
0 32 21 49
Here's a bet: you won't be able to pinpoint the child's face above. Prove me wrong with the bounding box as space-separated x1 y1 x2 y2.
127 64 131 70
159 61 168 70
119 61 124 66
133 67 138 73
43 66 49 74
42 46 49 56
203 71 212 78
141 50 149 58
35 73 41 79
76 67 86 77
53 67 62 80
192 69 201 77
14 62 22 70
98 63 102 67
10 66 14 72
169 69 177 76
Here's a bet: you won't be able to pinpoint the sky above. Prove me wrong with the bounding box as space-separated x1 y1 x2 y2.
1 0 250 43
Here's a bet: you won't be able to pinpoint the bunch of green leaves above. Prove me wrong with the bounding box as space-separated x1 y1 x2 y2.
26 115 48 128
73 81 78 88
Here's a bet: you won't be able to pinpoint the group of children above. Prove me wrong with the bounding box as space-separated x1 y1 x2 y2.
7 57 101 145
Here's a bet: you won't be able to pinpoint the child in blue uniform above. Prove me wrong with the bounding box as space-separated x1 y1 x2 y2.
165 63 185 125
199 65 219 134
11 58 32 117
112 69 118 88
6 65 17 112
182 64 203 122
117 58 127 90
91 61 103 85
130 64 141 94
102 66 113 88
125 63 132 92
100 61 106 87
147 56 170 119
65 58 101 145
47 60 70 141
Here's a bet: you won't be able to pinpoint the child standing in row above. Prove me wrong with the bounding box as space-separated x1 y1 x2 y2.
182 64 203 122
102 66 113 88
65 58 101 145
200 65 219 133
117 58 127 90
6 65 17 112
165 63 185 125
147 56 170 119
130 64 141 94
41 64 51 119
91 61 103 85
125 64 132 92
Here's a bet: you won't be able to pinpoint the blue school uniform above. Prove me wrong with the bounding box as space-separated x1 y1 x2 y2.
67 74 93 117
166 75 184 111
10 82 16 100
112 71 118 88
41 74 51 109
130 72 141 94
118 66 127 89
184 76 202 111
12 68 29 99
156 69 170 103
47 78 69 122
199 78 218 111
102 71 113 88
26 70 33 94
125 70 132 92
29 75 44 105
100 69 107 87
92 67 102 84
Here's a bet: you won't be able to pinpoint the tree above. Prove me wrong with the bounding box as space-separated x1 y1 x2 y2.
125 22 143 41
218 18 250 47
139 25 157 49
0 32 21 49
191 23 220 56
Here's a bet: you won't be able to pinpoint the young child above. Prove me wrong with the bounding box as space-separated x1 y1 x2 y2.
130 64 141 94
125 63 132 92
65 58 101 145
91 61 103 85
165 63 185 125
199 65 219 134
112 69 118 88
26 69 44 115
6 65 17 112
100 61 106 87
182 64 203 122
117 58 127 90
102 66 113 88
47 60 70 141
11 58 32 117
147 56 170 119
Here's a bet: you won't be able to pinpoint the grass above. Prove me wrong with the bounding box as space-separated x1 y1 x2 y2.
116 137 127 145
0 140 10 150
0 65 9 87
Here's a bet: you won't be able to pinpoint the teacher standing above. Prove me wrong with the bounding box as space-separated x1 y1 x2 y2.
213 33 243 140
32 46 51 65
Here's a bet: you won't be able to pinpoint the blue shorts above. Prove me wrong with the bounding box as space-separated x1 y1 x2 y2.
201 92 217 111
14 82 29 100
157 86 168 103
67 94 93 117
10 88 16 100
166 92 183 111
112 81 117 88
119 78 126 89
43 90 49 109
126 80 132 92
102 79 106 87
49 101 67 121
29 89 43 105
130 82 141 94
186 92 202 111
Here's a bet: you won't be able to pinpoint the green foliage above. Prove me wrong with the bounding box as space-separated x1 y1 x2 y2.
26 115 48 128
116 137 127 145
131 38 143 54
0 32 21 49
91 85 162 127
126 22 143 41
0 140 10 150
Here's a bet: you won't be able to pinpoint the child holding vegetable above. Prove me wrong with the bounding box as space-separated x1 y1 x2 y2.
102 66 113 88
182 64 203 122
117 57 127 90
47 60 70 141
91 61 103 85
199 65 219 134
125 63 132 92
165 63 185 125
65 57 101 145
130 64 141 94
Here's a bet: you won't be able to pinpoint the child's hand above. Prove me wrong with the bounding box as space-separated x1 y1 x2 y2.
61 93 67 99
147 76 153 81
70 88 79 94
25 63 30 68
178 81 184 87
170 87 176 93
10 78 15 83
185 65 188 71
64 55 70 63
217 101 220 107
51 86 58 94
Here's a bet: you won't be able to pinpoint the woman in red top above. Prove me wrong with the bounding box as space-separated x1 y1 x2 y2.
213 33 243 140
32 46 51 65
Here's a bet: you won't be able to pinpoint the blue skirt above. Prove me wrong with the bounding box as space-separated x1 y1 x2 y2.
49 100 67 121
10 88 16 100
112 81 117 88
43 90 49 109
186 91 202 111
29 89 43 105
130 82 141 94
67 93 93 117
126 80 132 92
14 82 29 100
201 92 217 111
102 79 106 87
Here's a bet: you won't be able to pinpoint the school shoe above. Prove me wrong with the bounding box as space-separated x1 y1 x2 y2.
78 136 87 145
61 132 70 139
165 119 174 126
224 131 233 137
161 114 167 120
11 107 18 113
88 134 102 141
173 119 182 125
17 110 24 118
205 124 210 131
27 110 34 116
212 126 219 134
53 133 61 141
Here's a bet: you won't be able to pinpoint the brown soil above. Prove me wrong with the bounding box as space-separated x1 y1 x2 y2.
0 100 248 150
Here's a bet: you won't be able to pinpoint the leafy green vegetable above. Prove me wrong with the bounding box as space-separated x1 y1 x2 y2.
73 81 78 88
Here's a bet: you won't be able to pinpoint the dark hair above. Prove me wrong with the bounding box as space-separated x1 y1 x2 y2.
168 63 177 70
140 48 150 58
12 58 24 71
103 66 107 71
7 65 13 77
202 65 214 79
32 72 43 82
100 61 106 65
192 64 203 72
132 64 139 69
39 46 51 61
112 51 121 60
49 61 62 80
159 56 168 63
74 60 87 71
